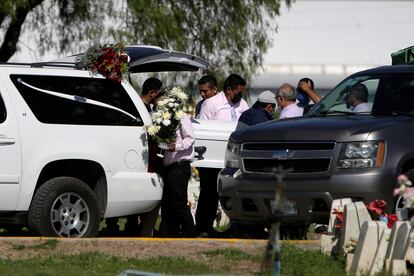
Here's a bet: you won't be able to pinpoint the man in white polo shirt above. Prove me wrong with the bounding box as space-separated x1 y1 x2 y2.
196 73 249 237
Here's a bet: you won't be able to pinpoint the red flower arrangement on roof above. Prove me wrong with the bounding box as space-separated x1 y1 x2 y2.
76 43 129 83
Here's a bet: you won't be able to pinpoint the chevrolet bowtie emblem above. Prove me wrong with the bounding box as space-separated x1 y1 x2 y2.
272 149 295 160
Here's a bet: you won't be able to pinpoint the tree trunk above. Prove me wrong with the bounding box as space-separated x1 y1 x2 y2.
0 0 44 62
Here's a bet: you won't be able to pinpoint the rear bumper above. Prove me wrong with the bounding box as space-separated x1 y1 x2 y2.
218 167 396 225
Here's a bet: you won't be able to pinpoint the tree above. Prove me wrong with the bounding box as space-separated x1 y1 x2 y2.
0 0 43 61
0 0 292 83
0 0 112 62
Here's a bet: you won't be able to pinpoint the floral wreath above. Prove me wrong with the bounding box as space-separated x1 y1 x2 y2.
76 43 129 83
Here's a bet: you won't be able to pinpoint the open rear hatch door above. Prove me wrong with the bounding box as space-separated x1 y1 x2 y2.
47 45 209 72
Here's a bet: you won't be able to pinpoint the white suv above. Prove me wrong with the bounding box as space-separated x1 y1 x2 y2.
0 45 233 237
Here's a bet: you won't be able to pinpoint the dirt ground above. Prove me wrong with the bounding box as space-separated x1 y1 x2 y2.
0 237 320 260
0 238 264 260
0 236 320 275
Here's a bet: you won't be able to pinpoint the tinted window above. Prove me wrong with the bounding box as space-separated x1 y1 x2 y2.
10 75 142 126
308 73 414 116
0 94 6 123
374 74 414 113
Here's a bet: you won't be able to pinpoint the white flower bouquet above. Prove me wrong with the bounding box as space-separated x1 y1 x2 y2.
145 87 188 155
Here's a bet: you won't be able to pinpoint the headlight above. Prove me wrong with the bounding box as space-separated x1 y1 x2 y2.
225 140 240 168
337 141 385 169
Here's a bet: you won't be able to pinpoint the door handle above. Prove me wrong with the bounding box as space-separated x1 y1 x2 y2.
194 146 207 160
0 135 15 145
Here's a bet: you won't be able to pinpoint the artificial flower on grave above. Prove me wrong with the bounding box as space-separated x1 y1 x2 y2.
343 238 358 256
75 43 129 83
332 207 344 229
387 214 398 228
366 199 387 218
144 86 188 150
366 199 397 229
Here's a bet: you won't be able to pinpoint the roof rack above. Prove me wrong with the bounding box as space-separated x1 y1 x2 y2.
0 61 82 69
31 61 80 68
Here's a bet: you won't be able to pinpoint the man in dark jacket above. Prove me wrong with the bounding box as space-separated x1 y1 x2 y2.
236 90 276 129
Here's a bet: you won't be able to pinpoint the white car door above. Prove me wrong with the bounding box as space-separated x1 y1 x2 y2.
0 81 21 210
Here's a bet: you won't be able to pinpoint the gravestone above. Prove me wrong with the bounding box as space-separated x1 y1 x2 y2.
404 229 414 265
385 221 411 273
349 221 389 275
339 201 372 256
328 198 352 234
321 198 352 256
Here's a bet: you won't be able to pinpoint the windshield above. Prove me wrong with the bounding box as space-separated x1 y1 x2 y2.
307 73 414 116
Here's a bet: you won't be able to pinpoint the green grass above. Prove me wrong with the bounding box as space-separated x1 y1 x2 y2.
0 252 213 276
280 244 346 276
11 239 59 251
0 244 346 275
203 248 260 261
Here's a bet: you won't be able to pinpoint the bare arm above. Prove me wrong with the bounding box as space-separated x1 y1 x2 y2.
299 81 321 104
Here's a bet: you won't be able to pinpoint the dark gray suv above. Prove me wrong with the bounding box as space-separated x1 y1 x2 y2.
218 64 414 228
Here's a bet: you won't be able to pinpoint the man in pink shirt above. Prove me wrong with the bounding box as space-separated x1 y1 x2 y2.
199 74 249 121
276 83 304 119
160 113 196 237
196 74 249 237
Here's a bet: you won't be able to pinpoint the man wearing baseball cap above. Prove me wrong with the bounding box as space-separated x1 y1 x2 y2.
236 90 276 129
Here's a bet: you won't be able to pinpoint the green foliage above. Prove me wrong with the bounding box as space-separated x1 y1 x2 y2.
0 0 26 19
120 0 293 83
0 0 292 86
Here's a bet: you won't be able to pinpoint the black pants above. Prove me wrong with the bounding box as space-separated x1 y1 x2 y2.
195 167 221 234
160 161 195 237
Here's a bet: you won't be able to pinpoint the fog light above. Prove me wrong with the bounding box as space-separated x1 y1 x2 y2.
242 198 258 212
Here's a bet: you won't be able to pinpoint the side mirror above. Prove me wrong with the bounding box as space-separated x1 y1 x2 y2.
194 146 207 160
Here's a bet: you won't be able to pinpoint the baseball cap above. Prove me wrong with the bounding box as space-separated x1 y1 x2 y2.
256 90 276 104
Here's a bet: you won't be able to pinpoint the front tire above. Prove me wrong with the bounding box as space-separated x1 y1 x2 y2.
28 177 100 238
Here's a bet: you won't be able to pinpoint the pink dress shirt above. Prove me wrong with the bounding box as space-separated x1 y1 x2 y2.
199 91 249 121
279 103 304 119
163 113 195 166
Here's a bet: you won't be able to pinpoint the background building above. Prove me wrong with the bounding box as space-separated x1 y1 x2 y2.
251 0 414 100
